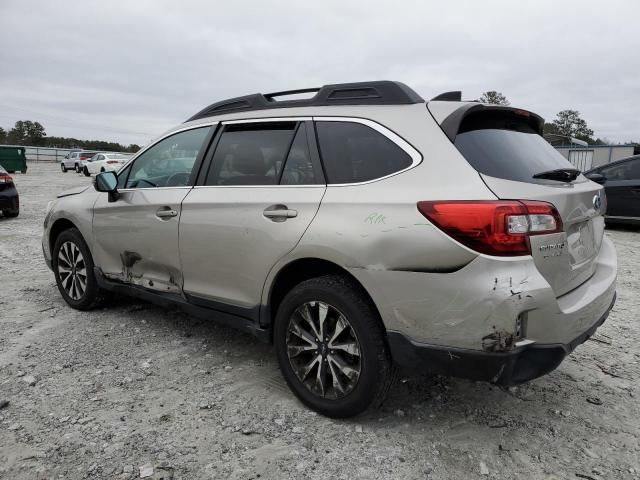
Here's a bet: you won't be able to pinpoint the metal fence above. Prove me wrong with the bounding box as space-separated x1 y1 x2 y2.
1 144 131 162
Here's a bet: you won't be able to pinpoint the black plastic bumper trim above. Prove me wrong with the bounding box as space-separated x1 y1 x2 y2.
387 293 616 386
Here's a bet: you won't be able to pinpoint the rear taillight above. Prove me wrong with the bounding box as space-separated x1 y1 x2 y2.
0 174 13 184
106 160 118 164
417 200 563 256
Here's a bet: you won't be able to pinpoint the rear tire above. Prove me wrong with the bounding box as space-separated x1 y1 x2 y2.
274 274 394 418
83 166 90 177
3 209 19 218
52 228 106 310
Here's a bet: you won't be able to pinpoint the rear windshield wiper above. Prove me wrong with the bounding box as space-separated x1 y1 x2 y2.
532 168 580 182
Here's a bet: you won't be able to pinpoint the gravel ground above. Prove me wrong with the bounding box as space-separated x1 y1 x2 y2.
1 163 639 480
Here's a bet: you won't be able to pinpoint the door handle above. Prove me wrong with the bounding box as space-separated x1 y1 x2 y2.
263 205 298 220
156 207 178 219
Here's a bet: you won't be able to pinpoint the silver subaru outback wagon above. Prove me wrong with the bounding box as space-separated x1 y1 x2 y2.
43 81 617 417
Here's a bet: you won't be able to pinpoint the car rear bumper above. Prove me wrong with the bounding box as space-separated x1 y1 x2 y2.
0 190 19 211
348 231 617 385
387 292 615 384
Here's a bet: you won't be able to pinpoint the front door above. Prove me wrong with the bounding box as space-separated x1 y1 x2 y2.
180 120 325 314
92 126 213 292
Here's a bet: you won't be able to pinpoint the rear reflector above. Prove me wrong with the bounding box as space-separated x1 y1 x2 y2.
417 200 563 256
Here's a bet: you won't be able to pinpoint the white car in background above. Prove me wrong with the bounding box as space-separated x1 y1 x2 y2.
82 153 130 176
61 151 96 173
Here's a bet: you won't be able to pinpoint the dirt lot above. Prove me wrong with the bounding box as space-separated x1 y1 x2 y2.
1 163 639 480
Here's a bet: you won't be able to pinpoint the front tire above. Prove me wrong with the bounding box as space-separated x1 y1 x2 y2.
274 275 394 418
61 163 67 172
3 209 19 218
52 228 105 310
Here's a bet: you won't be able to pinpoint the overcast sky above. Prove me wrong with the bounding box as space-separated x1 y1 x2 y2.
1 0 638 146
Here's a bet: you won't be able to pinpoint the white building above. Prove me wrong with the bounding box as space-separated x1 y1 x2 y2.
544 134 635 171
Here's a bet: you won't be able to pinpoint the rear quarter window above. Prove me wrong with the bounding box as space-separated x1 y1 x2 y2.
315 121 412 184
454 110 578 184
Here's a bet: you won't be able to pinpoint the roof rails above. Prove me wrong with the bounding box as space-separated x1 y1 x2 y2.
186 81 425 122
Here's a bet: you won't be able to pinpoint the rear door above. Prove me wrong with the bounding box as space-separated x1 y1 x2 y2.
444 107 605 297
599 158 640 219
179 120 325 314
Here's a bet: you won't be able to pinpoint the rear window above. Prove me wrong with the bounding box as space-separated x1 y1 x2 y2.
454 110 577 184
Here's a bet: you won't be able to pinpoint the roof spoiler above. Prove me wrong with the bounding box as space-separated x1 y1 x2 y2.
430 91 462 102
439 104 545 141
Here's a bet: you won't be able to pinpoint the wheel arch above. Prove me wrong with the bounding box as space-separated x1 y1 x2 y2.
263 257 385 338
49 218 79 253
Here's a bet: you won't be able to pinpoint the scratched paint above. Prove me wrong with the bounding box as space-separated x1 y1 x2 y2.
364 212 386 224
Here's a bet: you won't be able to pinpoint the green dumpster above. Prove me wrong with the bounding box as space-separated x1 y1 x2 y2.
0 146 27 173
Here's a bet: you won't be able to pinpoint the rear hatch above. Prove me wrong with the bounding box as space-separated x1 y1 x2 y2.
436 105 605 297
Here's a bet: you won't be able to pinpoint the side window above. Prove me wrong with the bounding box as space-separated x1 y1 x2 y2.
600 160 640 180
281 124 318 185
97 155 105 161
628 159 640 180
117 165 131 189
127 127 210 188
315 121 413 184
205 122 296 186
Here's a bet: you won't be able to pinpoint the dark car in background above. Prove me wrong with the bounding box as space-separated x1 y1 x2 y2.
0 164 19 217
585 154 640 225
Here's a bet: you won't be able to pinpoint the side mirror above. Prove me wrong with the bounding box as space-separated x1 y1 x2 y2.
94 171 119 202
585 172 606 184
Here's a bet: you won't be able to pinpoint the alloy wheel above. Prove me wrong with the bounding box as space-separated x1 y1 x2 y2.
286 301 361 400
57 241 87 300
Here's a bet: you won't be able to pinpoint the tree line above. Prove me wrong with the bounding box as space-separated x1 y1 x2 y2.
0 120 140 153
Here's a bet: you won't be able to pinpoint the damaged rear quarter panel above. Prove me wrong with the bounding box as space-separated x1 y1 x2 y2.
348 255 555 351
